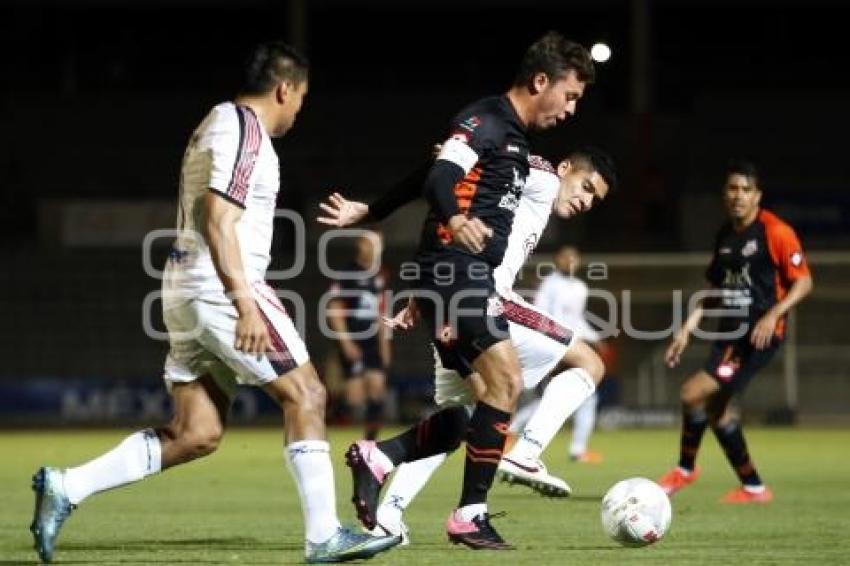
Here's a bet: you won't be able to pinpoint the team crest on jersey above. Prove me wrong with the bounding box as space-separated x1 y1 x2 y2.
790 251 803 266
486 295 505 317
741 239 758 257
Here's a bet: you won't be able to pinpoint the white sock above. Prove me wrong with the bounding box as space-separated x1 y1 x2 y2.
285 440 341 545
458 503 488 522
569 392 599 457
743 484 765 493
377 454 447 526
509 391 541 434
63 429 162 505
508 368 596 461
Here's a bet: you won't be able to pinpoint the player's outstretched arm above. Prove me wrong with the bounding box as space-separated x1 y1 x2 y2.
316 161 432 227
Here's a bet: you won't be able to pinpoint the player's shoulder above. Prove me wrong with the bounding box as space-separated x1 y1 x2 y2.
758 208 797 235
528 154 556 174
451 96 512 133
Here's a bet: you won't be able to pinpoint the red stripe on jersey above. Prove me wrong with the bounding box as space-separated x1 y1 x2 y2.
528 154 555 173
502 299 574 346
226 106 263 205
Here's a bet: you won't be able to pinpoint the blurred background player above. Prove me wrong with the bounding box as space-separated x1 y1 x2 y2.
326 229 391 440
529 244 608 464
28 41 399 564
659 160 813 503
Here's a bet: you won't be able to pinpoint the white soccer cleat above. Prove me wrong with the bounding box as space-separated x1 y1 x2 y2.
498 455 572 498
368 519 410 546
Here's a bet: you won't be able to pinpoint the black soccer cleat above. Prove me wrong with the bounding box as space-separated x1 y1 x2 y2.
344 440 389 530
446 510 515 550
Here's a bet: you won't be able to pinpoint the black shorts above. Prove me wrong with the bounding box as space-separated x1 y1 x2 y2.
704 335 781 393
339 338 383 378
413 253 510 366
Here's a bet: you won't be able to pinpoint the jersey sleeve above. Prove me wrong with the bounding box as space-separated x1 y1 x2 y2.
436 111 505 174
765 221 811 283
202 106 262 208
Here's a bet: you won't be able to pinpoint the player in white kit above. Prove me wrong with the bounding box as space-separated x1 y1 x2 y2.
29 42 399 564
524 244 608 464
317 148 615 543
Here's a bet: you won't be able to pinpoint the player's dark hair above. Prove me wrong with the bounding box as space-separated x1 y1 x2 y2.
514 31 595 87
726 159 760 189
568 146 618 194
241 41 309 95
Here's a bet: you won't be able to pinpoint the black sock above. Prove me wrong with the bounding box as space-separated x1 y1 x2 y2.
459 401 511 509
678 408 708 471
377 406 468 465
712 420 762 486
365 399 385 441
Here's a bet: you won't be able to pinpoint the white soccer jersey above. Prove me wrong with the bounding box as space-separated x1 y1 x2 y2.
164 102 280 304
493 155 560 296
534 271 600 343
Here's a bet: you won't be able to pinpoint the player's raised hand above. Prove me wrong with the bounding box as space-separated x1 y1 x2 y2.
664 330 689 368
750 311 779 350
381 297 420 331
317 192 369 227
448 214 493 254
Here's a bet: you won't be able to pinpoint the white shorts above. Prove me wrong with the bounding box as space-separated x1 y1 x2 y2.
162 281 309 399
434 295 574 407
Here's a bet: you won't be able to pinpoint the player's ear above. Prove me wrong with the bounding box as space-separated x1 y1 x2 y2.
275 81 291 104
557 159 571 178
754 187 763 206
531 72 549 95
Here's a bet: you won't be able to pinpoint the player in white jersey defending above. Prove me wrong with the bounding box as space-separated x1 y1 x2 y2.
29 42 399 564
523 244 608 464
317 148 615 543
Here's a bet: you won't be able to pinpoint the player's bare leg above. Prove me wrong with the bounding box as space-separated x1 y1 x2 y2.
499 340 603 497
263 362 400 562
31 375 228 563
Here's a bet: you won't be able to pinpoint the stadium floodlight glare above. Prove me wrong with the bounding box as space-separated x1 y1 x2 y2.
591 42 612 63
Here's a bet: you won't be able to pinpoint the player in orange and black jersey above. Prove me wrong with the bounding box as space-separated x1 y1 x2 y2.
341 32 596 550
659 160 813 504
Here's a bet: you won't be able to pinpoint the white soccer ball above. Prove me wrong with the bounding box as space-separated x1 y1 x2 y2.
600 477 672 547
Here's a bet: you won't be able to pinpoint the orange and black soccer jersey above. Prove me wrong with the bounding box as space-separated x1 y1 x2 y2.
706 208 810 339
416 95 530 268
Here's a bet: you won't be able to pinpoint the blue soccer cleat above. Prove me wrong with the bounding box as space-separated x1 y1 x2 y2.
30 467 75 563
305 526 401 563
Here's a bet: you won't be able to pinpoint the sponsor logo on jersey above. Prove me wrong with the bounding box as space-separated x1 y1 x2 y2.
741 239 758 257
459 116 481 132
790 251 803 266
505 144 520 153
498 167 526 211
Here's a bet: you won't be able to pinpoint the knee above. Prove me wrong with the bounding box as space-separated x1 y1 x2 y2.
585 351 606 384
679 383 703 409
291 378 328 413
176 424 224 459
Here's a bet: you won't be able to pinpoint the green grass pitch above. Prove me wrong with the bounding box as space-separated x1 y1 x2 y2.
1 427 848 564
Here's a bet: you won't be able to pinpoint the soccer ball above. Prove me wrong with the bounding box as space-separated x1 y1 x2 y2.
600 477 672 547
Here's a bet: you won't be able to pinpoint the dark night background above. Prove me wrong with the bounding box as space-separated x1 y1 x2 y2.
0 0 848 421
